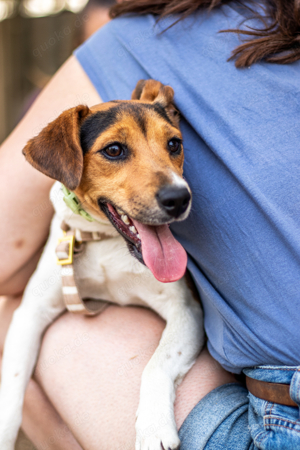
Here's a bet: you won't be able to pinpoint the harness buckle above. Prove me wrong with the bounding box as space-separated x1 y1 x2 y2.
56 235 75 265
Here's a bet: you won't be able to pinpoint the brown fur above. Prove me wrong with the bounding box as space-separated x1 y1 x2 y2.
132 79 180 124
23 105 90 190
23 80 184 224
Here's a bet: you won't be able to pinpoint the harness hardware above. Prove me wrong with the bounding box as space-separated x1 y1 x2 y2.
55 222 113 316
56 234 75 265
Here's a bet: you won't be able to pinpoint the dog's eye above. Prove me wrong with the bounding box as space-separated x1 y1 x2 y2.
168 139 182 155
103 144 124 159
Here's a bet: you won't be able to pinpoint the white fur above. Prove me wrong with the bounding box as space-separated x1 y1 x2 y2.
0 182 204 450
171 171 190 190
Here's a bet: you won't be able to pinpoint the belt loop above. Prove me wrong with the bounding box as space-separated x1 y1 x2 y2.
290 368 300 408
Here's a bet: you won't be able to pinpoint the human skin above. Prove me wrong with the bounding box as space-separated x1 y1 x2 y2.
81 5 112 42
0 296 83 450
0 296 235 449
0 55 236 449
0 56 101 296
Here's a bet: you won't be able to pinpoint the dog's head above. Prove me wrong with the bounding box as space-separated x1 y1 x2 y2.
23 80 191 282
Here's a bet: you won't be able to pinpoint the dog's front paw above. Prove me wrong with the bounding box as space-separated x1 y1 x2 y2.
135 408 180 450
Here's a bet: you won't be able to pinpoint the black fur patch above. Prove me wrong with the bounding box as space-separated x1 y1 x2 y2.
80 103 174 154
149 103 173 126
80 109 119 154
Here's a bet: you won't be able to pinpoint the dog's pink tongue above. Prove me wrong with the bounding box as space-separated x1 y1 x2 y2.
131 219 187 283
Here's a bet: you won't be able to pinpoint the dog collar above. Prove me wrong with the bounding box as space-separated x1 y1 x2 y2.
61 185 94 222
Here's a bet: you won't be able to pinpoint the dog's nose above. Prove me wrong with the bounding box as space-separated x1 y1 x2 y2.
157 186 191 218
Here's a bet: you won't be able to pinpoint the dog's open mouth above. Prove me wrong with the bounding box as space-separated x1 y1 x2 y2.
100 202 187 283
102 203 143 263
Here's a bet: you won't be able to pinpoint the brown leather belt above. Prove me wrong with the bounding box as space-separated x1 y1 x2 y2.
246 376 298 408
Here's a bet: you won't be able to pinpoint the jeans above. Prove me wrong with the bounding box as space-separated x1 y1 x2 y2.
178 365 300 449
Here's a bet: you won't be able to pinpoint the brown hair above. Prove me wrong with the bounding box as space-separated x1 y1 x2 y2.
110 1 300 68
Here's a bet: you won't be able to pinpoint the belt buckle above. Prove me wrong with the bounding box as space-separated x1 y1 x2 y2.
56 235 75 265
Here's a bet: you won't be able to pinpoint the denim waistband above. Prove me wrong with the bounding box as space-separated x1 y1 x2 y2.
244 365 300 406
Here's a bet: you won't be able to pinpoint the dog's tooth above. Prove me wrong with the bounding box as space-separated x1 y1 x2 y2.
121 214 130 225
116 208 123 215
129 226 137 234
137 234 141 239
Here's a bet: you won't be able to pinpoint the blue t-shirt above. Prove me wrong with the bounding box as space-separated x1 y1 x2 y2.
75 4 300 373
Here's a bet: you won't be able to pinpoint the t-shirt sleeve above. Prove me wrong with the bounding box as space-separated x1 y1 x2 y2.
74 17 152 102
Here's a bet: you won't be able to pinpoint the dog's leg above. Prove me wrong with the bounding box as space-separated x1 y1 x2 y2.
0 217 65 450
135 280 204 450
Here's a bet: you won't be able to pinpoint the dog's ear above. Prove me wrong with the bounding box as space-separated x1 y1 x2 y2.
131 79 179 127
23 105 90 191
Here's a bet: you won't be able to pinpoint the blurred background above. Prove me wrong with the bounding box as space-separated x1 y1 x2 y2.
0 0 116 144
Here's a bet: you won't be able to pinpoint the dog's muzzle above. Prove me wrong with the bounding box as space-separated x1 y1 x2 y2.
156 186 191 219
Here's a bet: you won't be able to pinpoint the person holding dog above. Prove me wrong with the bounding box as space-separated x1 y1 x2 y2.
0 1 299 449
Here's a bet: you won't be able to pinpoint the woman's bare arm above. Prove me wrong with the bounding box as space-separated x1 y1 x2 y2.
0 296 83 450
0 296 235 450
0 55 102 295
35 305 236 450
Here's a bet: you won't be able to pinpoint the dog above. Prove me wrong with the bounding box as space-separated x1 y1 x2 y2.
0 80 204 450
